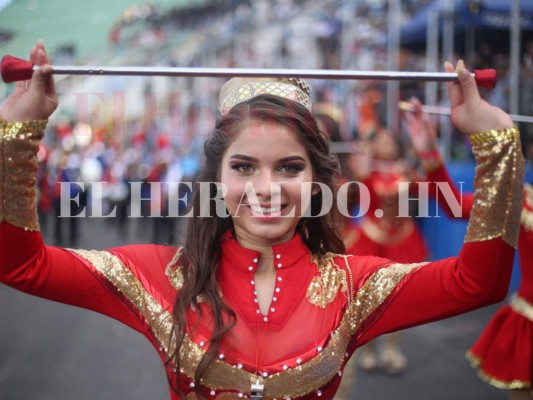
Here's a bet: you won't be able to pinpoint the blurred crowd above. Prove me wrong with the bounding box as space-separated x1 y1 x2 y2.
25 0 533 245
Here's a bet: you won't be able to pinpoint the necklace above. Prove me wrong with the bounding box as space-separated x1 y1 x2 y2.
250 253 279 399
251 273 272 400
251 378 265 400
251 314 268 399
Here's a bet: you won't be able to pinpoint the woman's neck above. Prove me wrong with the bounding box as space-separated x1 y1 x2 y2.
232 228 294 273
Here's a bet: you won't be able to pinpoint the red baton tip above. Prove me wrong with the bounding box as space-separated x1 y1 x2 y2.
1 55 34 83
473 69 497 89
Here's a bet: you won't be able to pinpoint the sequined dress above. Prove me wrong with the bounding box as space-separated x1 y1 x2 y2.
425 161 533 390
0 120 525 399
466 184 533 390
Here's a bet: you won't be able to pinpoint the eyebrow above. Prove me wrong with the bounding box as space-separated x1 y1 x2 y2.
229 154 307 163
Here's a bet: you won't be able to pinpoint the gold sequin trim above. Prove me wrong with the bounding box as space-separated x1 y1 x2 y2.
510 293 533 322
179 320 352 399
220 81 312 114
69 249 177 355
165 247 184 290
307 253 348 308
521 184 533 232
69 248 349 398
186 394 208 400
466 351 531 389
164 249 222 303
70 249 426 398
347 262 429 334
469 126 519 146
465 126 524 248
214 394 246 399
0 119 47 231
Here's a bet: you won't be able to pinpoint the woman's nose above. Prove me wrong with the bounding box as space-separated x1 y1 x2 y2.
251 171 282 200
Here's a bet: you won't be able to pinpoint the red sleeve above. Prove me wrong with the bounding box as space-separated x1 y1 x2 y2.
426 163 474 219
350 238 514 345
0 222 174 335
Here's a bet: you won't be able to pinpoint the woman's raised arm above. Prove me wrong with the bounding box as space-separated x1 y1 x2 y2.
350 60 524 344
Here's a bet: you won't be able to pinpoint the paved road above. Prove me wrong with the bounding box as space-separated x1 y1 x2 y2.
0 218 507 400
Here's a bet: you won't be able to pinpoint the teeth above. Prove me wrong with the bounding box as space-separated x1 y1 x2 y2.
251 205 281 214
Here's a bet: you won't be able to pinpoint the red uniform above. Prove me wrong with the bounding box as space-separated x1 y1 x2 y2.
426 161 532 390
0 120 524 399
0 224 520 399
466 185 533 390
343 169 428 263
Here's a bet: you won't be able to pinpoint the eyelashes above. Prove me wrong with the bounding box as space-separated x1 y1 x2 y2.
279 164 305 174
229 163 306 175
230 163 253 173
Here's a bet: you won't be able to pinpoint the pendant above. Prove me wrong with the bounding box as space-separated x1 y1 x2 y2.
250 378 265 400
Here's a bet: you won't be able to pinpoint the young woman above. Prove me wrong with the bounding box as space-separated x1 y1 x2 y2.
0 41 525 400
404 98 532 400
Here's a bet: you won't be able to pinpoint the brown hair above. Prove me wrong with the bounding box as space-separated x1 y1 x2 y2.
168 94 345 395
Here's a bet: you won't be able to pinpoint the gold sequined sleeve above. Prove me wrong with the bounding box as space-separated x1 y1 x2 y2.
465 127 524 248
0 119 47 231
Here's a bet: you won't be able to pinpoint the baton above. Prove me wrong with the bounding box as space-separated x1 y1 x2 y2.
1 55 497 88
399 101 533 124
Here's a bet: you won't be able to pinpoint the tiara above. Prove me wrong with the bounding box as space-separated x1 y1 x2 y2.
219 78 312 114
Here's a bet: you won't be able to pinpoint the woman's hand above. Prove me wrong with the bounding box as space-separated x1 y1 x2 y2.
0 40 57 122
445 60 513 135
403 97 438 155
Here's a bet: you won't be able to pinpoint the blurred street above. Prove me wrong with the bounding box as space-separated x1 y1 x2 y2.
0 217 506 400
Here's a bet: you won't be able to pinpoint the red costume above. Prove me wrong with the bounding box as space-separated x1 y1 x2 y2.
425 158 532 390
0 120 525 399
343 169 428 263
466 185 533 390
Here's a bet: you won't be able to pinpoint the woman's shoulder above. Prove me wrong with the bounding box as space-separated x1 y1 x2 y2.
109 244 179 270
321 252 428 291
309 252 390 293
324 252 389 276
106 244 184 296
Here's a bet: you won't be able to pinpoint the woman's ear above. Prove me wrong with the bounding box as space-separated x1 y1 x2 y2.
311 184 321 196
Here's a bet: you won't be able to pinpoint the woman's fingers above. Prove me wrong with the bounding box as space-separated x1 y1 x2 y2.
25 45 38 89
30 65 51 92
35 40 50 64
15 79 25 91
455 60 482 105
35 48 56 97
445 59 481 106
29 44 38 65
26 41 57 102
444 60 514 134
445 61 463 108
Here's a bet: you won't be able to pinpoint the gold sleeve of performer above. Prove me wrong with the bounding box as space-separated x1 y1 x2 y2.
465 126 524 248
0 119 47 231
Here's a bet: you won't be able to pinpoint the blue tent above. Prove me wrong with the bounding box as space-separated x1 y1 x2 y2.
401 0 533 46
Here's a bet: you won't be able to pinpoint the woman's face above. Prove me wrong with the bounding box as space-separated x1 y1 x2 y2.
373 130 400 161
220 119 314 247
